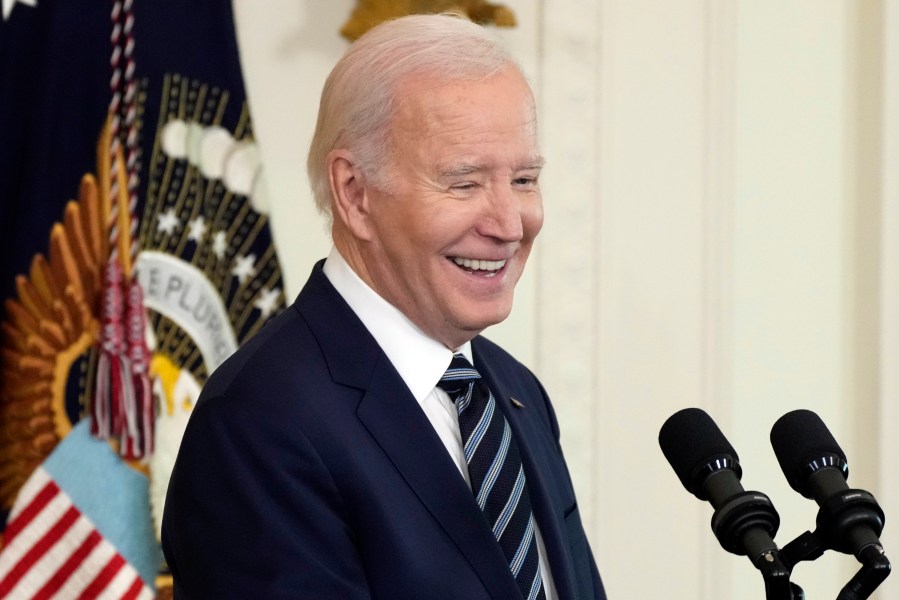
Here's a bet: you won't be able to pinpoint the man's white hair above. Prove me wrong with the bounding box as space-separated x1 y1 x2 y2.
306 13 523 220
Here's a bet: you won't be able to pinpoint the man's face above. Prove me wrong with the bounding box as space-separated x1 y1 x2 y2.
359 66 544 349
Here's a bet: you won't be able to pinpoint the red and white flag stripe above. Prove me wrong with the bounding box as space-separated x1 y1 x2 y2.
0 468 153 599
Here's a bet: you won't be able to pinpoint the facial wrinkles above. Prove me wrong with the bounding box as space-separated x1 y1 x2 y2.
427 136 539 206
429 109 536 164
395 76 538 178
355 69 542 347
409 113 538 261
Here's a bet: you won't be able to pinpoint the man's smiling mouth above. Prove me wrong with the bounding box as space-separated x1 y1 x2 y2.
451 257 506 277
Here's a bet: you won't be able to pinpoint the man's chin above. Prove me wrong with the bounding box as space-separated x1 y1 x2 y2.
455 309 513 336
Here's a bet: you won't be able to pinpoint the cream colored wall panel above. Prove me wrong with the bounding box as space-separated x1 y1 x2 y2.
535 0 603 543
698 1 739 596
842 14 891 600
555 1 715 597
730 2 856 597
842 0 884 497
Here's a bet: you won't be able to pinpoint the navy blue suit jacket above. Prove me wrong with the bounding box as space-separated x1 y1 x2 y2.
162 262 606 599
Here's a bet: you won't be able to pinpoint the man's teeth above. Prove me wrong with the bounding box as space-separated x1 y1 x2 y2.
452 257 506 272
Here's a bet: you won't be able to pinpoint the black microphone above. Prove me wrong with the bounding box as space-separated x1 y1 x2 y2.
659 408 781 565
770 409 886 558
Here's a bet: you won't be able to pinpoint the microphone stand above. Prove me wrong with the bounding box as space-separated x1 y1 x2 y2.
710 492 806 599
753 549 805 600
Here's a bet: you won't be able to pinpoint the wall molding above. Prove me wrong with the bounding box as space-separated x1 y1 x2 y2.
700 3 737 595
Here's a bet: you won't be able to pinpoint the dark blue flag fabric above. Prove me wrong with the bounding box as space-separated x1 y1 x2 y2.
0 1 285 595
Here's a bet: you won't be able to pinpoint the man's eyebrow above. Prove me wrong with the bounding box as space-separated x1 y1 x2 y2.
522 157 546 170
440 164 486 178
440 157 546 178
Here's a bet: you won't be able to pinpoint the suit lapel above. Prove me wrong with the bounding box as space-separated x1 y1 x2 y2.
296 264 520 599
475 350 580 600
357 356 521 599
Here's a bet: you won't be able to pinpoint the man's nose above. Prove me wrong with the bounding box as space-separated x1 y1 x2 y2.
478 186 524 242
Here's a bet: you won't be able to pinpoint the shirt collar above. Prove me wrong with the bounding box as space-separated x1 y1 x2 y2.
322 247 473 403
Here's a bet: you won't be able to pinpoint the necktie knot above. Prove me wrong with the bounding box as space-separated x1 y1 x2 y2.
437 353 481 398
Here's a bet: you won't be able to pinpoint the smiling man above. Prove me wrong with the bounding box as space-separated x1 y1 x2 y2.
162 14 606 600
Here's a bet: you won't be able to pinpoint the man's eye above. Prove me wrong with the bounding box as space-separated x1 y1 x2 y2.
513 177 538 186
451 182 477 190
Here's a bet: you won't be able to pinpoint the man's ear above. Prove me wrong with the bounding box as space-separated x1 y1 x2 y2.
328 150 373 241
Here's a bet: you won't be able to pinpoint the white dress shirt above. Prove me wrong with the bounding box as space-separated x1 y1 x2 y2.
323 247 557 599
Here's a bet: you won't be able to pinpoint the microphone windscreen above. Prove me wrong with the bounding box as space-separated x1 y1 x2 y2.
659 408 739 496
769 409 847 492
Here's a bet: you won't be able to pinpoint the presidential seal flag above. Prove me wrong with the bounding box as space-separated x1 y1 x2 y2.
0 0 286 595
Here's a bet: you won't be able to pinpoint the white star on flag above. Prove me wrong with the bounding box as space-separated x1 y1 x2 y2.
157 208 181 235
231 254 256 284
187 216 207 242
253 287 282 319
212 231 228 259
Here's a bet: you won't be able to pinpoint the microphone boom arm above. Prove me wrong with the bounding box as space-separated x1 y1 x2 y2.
774 469 891 599
780 524 891 600
837 544 891 600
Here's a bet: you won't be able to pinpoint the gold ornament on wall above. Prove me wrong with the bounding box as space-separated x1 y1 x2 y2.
341 0 517 41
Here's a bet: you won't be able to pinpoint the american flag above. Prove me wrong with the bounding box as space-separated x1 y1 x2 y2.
0 423 158 599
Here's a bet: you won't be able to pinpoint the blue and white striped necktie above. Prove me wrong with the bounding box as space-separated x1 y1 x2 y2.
438 353 546 600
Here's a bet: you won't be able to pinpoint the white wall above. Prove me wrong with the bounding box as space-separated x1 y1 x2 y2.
232 1 898 598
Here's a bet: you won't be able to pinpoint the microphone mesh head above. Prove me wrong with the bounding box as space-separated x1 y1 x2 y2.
769 409 847 495
658 408 740 499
